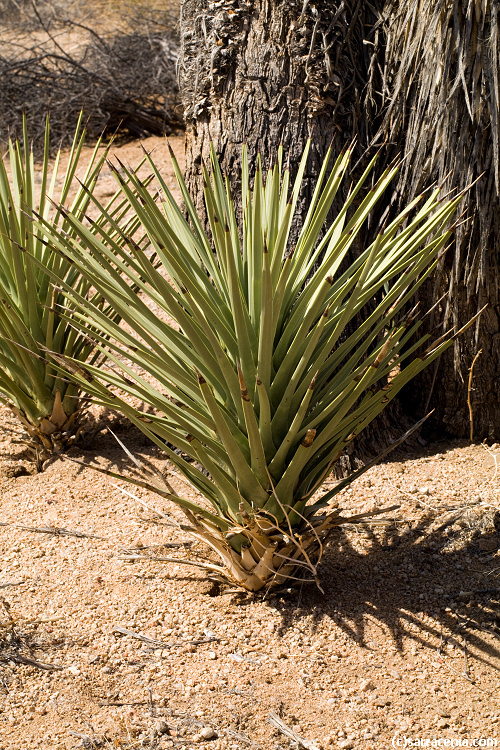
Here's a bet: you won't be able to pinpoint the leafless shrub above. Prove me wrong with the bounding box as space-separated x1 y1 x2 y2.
0 0 183 151
0 0 80 25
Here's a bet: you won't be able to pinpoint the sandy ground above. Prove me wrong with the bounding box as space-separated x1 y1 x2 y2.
1 137 500 750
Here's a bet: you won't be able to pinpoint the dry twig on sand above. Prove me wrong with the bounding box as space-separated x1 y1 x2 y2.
267 712 321 750
0 598 63 672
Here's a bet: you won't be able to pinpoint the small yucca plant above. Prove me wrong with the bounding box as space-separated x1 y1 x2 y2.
34 141 468 589
0 117 146 468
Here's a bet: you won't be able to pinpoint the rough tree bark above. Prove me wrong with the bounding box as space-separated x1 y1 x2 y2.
178 0 382 217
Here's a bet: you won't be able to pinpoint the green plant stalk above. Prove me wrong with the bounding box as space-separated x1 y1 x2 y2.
29 138 474 588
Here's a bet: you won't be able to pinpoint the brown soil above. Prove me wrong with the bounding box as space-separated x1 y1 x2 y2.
1 137 500 750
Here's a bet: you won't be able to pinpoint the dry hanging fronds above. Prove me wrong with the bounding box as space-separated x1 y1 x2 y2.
377 0 499 313
373 0 500 438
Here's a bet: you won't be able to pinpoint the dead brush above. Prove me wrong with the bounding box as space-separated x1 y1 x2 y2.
0 0 182 152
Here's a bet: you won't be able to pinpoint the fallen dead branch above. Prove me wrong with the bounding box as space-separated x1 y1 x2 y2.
113 624 219 650
267 712 320 750
0 581 25 589
0 598 63 672
13 524 105 539
0 652 62 671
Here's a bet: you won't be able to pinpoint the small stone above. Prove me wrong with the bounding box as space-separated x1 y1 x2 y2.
389 670 402 680
155 720 169 735
201 727 216 740
478 537 497 552
339 741 354 750
360 679 375 692
1 464 30 479
436 719 449 729
68 665 80 676
419 486 431 495
207 650 217 660
192 735 202 743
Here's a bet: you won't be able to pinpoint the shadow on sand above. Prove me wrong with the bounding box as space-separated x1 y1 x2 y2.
264 511 500 676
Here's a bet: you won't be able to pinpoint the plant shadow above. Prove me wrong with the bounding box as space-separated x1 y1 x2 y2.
267 512 500 674
66 407 165 478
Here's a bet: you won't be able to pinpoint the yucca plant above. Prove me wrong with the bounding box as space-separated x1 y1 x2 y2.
33 141 470 589
0 116 147 468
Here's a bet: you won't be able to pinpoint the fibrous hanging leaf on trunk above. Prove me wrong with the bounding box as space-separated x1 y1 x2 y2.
375 0 500 438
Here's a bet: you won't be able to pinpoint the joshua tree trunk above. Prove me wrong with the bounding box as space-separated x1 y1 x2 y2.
179 0 500 443
178 0 382 218
410 286 500 441
376 0 500 441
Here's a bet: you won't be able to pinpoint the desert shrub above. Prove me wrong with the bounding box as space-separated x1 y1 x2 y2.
34 142 471 590
0 116 148 468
